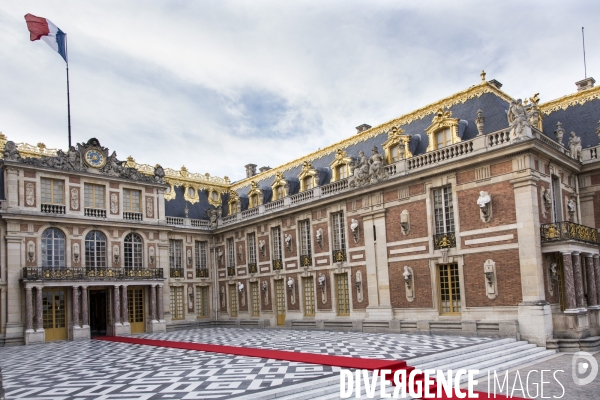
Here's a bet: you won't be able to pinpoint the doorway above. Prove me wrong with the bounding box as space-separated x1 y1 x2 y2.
42 289 67 341
275 280 285 326
127 287 145 334
89 290 107 336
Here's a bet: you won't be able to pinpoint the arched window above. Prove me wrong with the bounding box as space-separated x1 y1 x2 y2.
41 228 66 268
85 231 106 268
124 233 143 268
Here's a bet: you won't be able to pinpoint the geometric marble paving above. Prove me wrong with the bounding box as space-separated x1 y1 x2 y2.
0 328 496 399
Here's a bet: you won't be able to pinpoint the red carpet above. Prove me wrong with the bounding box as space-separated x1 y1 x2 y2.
96 336 524 399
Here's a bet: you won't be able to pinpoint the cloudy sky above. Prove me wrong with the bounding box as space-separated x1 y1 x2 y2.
2 1 598 181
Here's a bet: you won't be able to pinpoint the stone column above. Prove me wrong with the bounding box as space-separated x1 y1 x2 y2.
81 286 89 327
572 252 586 309
157 285 164 321
585 255 598 307
151 284 157 322
25 287 33 331
594 255 600 306
72 286 80 328
121 286 129 324
562 252 578 311
35 286 43 331
114 286 121 325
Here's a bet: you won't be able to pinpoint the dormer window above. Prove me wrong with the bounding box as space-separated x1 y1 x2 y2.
247 181 262 208
270 172 288 201
228 191 241 215
329 149 352 182
382 127 413 163
425 109 461 151
298 161 320 192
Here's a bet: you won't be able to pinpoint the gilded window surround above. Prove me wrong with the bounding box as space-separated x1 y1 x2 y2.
539 84 600 115
270 172 288 201
183 185 200 205
382 127 413 163
425 109 461 152
298 161 319 192
247 181 263 208
228 191 241 215
329 149 353 182
164 183 176 201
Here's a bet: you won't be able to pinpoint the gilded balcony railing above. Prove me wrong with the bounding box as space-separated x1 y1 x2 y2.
170 268 184 278
227 266 236 276
433 232 456 250
541 222 598 245
248 263 258 274
196 268 209 278
300 254 312 267
332 249 347 262
272 259 283 271
22 267 163 281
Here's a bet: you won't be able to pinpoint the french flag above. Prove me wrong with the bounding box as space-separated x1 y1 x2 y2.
24 13 67 62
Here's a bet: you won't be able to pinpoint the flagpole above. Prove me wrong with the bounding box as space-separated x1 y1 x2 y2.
66 34 72 149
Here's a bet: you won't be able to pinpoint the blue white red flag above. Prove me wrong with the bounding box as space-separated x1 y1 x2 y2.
24 13 67 62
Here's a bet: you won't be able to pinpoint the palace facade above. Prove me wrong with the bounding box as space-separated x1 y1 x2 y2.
1 75 599 351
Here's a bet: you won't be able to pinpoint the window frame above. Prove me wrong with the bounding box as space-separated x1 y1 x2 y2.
41 178 65 205
85 230 107 268
41 228 66 268
438 263 461 315
84 183 106 209
123 188 142 212
124 233 143 268
169 239 183 269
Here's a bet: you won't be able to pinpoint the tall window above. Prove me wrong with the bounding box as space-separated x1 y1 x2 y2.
299 219 312 267
227 238 235 269
196 286 209 318
169 240 182 269
439 264 461 314
433 187 455 234
551 175 562 222
272 227 282 266
123 189 141 212
170 286 184 320
85 231 106 268
84 183 105 209
250 282 260 316
124 233 143 268
303 277 315 316
247 233 257 265
435 128 452 149
41 178 64 204
195 241 208 272
229 284 238 317
332 212 346 261
336 274 350 316
41 228 65 268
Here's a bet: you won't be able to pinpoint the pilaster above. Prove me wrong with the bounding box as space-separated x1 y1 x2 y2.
363 210 393 320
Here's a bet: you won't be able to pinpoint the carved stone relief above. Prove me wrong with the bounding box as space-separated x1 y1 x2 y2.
400 210 410 235
70 187 79 210
110 192 119 214
72 242 80 263
262 280 269 305
25 182 35 206
27 241 35 263
146 196 154 218
188 286 194 310
477 191 492 222
206 207 222 229
284 234 293 253
348 146 389 188
484 259 498 300
355 271 363 303
113 245 120 266
507 99 533 141
403 266 414 302
350 219 359 243
148 246 155 265
287 277 295 305
318 273 327 304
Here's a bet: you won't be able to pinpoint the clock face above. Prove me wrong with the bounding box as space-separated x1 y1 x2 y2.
84 149 106 168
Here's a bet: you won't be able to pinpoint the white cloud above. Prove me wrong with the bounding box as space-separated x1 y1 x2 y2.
2 1 599 180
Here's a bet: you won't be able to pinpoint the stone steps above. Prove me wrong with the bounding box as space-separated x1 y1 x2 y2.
237 338 555 399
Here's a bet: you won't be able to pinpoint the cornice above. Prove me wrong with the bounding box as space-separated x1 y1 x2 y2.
231 82 513 190
539 85 600 115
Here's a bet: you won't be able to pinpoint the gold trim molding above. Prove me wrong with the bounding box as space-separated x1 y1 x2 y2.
271 172 288 200
539 85 600 115
425 109 461 152
298 161 319 192
247 181 263 208
382 127 413 163
228 190 241 215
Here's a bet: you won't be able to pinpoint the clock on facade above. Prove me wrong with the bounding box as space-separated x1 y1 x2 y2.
84 149 106 168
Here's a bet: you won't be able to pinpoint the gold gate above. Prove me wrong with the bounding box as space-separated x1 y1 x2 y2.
42 289 67 341
128 287 145 333
275 280 285 326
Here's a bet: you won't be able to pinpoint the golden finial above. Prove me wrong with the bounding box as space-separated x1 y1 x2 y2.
37 142 47 152
480 70 486 81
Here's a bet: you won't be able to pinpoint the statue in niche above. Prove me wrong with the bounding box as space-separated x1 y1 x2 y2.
568 132 582 161
403 266 412 289
316 228 323 248
567 197 576 221
477 191 491 222
284 234 292 252
507 99 532 141
259 240 266 256
368 146 388 183
3 141 22 161
350 219 359 243
25 182 35 206
540 187 551 219
71 188 79 210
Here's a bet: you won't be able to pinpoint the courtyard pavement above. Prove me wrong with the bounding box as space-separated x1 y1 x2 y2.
0 328 497 399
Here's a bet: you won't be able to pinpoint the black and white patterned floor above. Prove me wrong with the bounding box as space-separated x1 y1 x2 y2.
0 328 493 399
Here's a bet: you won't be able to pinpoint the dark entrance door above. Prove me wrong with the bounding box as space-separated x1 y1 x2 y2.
89 290 107 336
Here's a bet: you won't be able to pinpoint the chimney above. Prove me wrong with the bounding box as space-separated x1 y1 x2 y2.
488 79 503 89
575 77 595 91
245 164 257 178
355 124 372 134
259 166 271 173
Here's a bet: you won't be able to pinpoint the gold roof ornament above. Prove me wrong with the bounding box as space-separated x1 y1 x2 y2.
480 70 486 81
125 156 136 168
